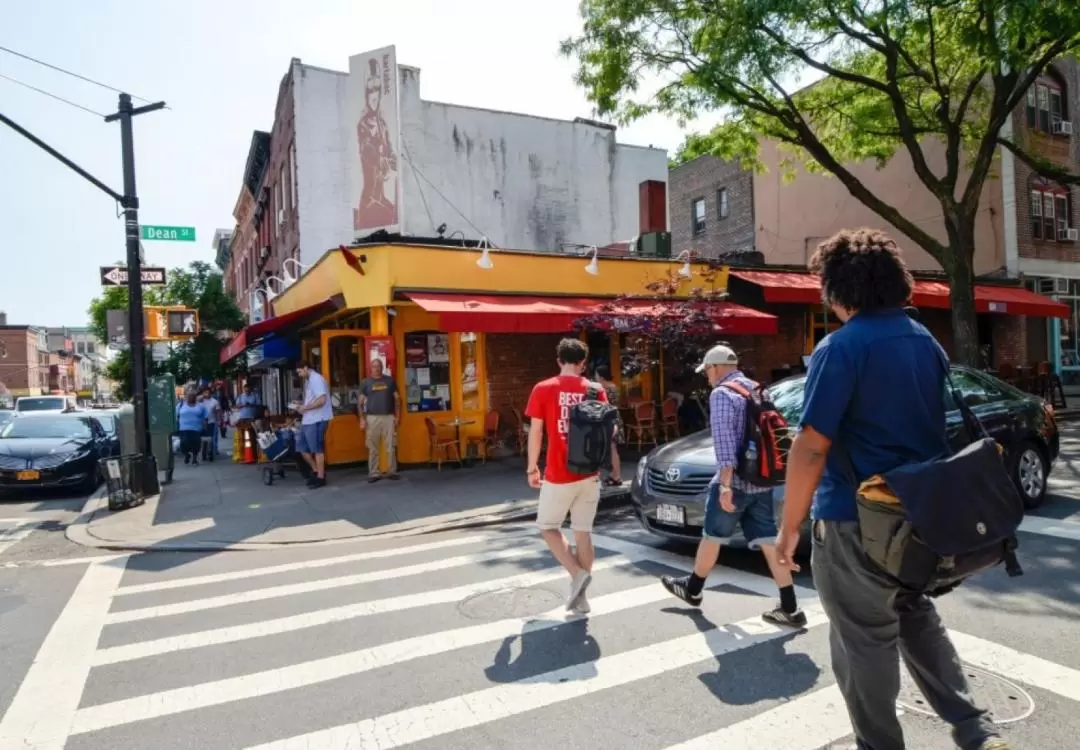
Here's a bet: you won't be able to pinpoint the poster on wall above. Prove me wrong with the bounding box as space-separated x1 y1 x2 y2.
347 45 401 235
405 333 428 365
427 333 450 364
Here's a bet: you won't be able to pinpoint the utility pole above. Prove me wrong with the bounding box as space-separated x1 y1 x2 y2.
105 95 165 489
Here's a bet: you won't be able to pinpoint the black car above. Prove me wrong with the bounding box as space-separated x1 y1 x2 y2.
0 414 114 495
630 366 1059 545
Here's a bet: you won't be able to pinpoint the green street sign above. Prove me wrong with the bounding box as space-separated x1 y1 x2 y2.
141 225 196 242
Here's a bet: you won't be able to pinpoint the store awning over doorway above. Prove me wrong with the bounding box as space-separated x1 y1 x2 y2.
219 299 339 365
730 270 1069 318
404 292 779 335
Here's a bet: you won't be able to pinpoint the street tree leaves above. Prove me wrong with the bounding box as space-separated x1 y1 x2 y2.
563 0 1080 365
86 261 245 399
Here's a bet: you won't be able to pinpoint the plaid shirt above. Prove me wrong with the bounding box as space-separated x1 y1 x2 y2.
709 371 771 494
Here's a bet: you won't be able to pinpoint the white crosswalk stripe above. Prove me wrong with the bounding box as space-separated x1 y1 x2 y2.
1 522 1078 750
0 519 41 557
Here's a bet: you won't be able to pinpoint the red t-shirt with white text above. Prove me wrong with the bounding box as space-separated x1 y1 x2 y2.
525 375 609 484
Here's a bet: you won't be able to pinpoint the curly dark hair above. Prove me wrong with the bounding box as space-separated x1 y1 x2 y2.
809 228 914 312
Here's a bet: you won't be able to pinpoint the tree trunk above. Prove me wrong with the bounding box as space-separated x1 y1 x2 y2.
943 217 981 367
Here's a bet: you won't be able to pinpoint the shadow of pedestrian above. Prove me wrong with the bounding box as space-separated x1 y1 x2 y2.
662 606 822 705
485 617 600 684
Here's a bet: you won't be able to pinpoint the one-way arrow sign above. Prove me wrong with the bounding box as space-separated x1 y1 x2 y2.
100 266 167 286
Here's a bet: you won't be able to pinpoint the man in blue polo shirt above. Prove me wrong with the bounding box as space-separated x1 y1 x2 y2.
775 229 1007 750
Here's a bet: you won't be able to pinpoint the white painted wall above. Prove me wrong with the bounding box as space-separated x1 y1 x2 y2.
292 62 355 267
397 66 667 250
288 59 667 262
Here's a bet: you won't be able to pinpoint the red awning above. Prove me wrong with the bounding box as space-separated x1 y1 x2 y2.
405 293 779 335
219 300 336 365
730 270 1068 318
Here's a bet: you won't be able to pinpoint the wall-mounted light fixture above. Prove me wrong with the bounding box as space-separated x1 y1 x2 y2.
476 236 495 269
282 258 311 287
674 249 694 279
584 246 600 276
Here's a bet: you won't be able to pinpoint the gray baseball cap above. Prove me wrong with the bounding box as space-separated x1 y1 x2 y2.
695 344 739 372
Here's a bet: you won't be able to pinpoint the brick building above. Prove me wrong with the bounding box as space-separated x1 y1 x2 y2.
669 155 755 260
0 316 51 401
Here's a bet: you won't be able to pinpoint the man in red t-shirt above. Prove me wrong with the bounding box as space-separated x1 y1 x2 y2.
525 338 609 615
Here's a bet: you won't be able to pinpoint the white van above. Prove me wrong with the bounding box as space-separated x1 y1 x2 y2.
14 395 77 415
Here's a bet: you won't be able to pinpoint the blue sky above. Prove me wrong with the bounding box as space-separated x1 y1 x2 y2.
1 0 694 328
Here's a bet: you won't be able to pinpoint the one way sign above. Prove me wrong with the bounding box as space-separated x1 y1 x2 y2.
100 266 167 286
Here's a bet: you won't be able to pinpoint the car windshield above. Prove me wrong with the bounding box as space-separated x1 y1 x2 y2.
768 377 807 425
0 416 93 440
16 397 66 412
96 415 118 435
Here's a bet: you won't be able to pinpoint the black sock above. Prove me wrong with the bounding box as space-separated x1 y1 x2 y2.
779 584 798 614
686 573 706 596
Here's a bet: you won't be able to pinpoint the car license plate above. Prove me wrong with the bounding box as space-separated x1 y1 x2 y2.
655 503 685 525
16 470 40 481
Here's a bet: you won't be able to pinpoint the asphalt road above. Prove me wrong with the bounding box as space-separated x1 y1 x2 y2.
1 437 1079 749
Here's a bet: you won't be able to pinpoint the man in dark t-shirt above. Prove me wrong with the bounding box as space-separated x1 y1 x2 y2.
359 358 400 482
775 229 1006 750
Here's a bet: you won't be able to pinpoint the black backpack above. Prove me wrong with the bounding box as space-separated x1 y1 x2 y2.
719 380 791 488
566 384 619 474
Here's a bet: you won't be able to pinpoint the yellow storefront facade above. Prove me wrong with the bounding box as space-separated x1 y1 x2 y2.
245 242 775 469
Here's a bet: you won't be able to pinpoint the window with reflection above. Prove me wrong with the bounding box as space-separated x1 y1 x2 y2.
327 337 361 416
404 331 452 412
459 332 481 411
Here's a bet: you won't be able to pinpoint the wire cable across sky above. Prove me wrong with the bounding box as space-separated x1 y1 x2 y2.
0 44 152 103
0 73 106 117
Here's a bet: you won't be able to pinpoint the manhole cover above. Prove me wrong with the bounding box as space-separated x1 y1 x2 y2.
898 664 1034 724
458 585 564 620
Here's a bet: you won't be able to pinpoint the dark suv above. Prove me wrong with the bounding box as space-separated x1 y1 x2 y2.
630 366 1059 546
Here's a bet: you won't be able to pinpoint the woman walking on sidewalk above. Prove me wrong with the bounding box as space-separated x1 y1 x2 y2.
176 392 208 467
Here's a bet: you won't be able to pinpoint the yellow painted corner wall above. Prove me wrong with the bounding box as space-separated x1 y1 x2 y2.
271 249 393 316
394 305 488 465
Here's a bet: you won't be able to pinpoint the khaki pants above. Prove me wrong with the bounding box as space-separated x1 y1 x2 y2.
365 414 397 476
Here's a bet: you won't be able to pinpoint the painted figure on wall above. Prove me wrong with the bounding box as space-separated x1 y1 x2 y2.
353 56 399 231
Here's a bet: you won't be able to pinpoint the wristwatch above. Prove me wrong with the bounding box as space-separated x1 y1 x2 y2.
718 485 733 494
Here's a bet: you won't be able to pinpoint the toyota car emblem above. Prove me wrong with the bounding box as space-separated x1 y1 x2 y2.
665 466 681 482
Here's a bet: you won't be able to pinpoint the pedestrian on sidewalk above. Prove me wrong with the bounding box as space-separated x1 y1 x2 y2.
176 391 208 467
774 228 1007 750
292 361 333 489
660 344 806 626
525 338 609 615
200 387 221 462
359 358 400 483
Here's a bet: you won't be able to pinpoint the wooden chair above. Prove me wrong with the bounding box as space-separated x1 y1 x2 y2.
660 397 680 442
1033 361 1068 409
467 410 501 464
510 405 530 456
626 401 658 451
997 363 1018 385
424 417 461 470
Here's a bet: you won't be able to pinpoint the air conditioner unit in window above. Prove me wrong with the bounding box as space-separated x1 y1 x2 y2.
1060 227 1080 241
1055 277 1070 295
1053 120 1074 135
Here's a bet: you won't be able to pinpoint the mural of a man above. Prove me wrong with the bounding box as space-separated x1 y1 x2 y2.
353 56 399 231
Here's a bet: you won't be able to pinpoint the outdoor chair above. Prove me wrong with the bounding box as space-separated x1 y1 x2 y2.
424 417 461 470
510 405 530 456
626 401 658 450
467 410 501 464
660 397 680 442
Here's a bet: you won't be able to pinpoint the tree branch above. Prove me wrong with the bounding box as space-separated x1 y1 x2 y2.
999 137 1080 185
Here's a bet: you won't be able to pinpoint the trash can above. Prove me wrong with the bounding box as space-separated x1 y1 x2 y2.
99 454 158 511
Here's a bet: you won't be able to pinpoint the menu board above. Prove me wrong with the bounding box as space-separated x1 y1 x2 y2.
404 331 452 412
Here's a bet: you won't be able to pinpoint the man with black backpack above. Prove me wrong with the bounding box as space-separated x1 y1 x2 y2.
660 344 806 627
774 229 1010 750
525 338 617 615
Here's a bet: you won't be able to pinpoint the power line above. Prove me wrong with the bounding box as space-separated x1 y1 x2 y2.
399 147 488 239
0 45 151 103
0 73 105 117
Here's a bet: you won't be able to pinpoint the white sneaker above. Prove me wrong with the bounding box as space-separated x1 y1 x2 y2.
567 570 592 611
570 593 591 615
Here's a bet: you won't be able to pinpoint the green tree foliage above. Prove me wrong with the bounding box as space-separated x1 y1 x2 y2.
87 261 245 398
564 0 1080 365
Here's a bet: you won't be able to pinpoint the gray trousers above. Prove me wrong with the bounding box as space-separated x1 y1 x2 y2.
812 520 999 750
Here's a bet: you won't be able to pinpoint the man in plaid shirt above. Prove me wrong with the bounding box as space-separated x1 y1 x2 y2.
660 344 806 626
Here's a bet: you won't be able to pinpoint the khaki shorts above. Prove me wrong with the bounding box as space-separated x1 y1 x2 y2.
536 477 601 532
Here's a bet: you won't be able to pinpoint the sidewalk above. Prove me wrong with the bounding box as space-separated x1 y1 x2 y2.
67 451 633 551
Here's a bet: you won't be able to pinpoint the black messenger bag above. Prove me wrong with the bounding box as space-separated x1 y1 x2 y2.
852 373 1025 595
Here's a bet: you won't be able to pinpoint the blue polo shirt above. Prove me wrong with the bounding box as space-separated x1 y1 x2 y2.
800 308 951 521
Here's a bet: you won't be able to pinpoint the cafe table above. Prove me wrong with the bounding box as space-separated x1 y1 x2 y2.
439 417 477 467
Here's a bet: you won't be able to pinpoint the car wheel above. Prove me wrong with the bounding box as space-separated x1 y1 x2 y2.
1012 441 1048 510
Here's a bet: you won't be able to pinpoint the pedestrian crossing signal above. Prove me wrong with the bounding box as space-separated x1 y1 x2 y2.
167 309 199 337
144 306 199 340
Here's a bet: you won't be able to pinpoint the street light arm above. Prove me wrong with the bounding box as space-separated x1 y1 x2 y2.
0 110 124 202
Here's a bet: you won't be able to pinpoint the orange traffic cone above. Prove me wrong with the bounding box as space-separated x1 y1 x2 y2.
243 431 256 464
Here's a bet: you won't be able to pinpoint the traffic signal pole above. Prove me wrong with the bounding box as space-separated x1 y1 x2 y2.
106 94 164 463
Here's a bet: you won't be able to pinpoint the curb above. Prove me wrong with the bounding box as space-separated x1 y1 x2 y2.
65 484 632 553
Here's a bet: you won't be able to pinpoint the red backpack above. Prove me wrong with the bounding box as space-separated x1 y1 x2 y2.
719 381 791 487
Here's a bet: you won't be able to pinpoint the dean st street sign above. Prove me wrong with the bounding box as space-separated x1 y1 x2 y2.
140 225 196 242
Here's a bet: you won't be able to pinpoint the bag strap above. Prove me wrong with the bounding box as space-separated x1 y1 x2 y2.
718 381 751 399
939 355 990 442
